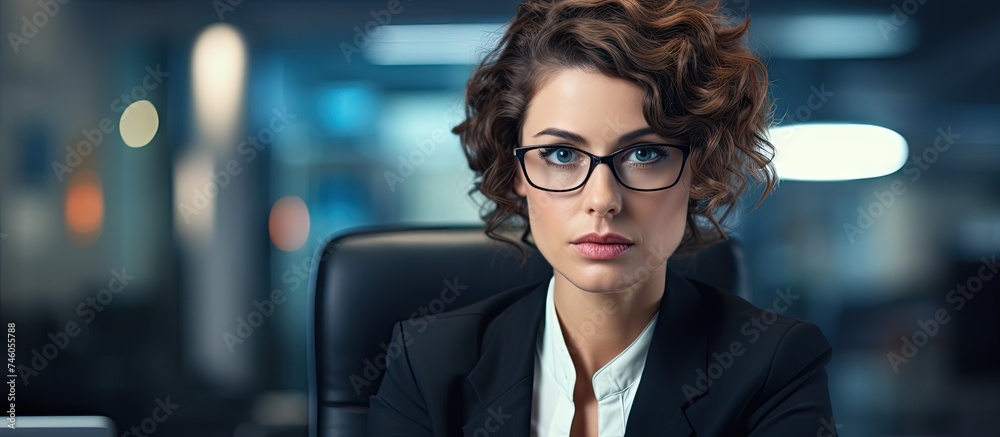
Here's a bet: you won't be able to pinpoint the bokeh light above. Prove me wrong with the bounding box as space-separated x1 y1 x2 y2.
768 123 909 181
65 170 104 245
192 23 247 146
119 100 159 148
268 196 310 252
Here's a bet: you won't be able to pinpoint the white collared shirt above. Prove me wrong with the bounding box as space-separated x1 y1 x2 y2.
530 275 659 437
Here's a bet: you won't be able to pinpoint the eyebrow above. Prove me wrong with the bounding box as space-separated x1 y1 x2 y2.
532 127 662 146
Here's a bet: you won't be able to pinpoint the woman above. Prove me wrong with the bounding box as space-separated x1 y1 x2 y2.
368 0 837 435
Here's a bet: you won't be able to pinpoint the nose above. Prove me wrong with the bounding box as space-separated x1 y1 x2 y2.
582 163 622 217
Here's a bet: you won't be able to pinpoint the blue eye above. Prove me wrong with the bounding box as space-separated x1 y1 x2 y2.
538 147 578 165
624 146 669 164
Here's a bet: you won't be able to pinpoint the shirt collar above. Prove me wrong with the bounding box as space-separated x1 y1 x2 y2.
537 275 660 401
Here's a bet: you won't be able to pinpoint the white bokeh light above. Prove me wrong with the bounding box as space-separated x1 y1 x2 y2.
768 123 909 181
191 23 247 146
119 100 159 148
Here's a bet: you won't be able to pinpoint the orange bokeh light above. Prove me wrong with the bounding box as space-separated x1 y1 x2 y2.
66 170 104 244
268 195 310 252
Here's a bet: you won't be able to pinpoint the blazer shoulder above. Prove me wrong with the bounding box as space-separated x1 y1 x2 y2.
677 280 836 435
688 278 824 340
684 277 833 394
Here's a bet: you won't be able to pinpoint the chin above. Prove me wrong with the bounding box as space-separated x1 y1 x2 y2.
563 263 637 294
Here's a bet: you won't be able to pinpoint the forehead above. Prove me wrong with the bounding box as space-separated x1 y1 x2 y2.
524 69 646 127
521 69 667 148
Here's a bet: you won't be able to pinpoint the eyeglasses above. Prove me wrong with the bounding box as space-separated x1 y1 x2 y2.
513 143 691 192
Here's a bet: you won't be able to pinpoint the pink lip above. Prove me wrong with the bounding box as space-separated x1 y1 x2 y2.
571 232 634 245
572 242 633 260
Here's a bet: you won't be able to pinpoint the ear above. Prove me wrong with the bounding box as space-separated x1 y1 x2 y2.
513 167 528 198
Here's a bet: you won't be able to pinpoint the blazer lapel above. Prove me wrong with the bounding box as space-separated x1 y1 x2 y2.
463 279 548 437
624 264 710 436
461 265 710 436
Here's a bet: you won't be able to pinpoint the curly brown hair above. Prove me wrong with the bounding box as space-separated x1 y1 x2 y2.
451 0 779 266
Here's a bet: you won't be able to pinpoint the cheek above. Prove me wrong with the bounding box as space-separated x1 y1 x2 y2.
639 192 689 255
666 169 694 229
525 191 560 224
524 193 577 259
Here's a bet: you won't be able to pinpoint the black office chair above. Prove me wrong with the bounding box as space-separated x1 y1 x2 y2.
307 224 751 437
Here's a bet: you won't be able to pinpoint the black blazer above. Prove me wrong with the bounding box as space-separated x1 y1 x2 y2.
367 265 837 436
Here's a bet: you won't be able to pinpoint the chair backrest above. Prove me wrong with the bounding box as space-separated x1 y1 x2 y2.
307 224 751 436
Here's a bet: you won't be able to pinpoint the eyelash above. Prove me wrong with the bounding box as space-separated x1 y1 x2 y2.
536 144 670 167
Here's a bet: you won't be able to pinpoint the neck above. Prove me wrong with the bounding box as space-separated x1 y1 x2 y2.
552 263 666 378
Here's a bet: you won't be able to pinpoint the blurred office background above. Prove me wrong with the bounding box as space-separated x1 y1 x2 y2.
0 0 998 435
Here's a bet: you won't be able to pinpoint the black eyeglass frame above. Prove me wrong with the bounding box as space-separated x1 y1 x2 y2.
512 143 692 192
